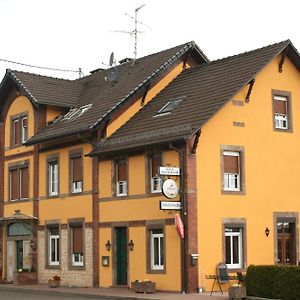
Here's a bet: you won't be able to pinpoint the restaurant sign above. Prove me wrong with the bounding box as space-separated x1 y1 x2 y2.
159 166 180 176
160 201 182 210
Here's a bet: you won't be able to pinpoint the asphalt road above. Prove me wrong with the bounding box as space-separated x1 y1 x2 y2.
0 289 122 300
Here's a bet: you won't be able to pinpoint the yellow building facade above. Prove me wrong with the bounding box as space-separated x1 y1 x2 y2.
0 40 300 294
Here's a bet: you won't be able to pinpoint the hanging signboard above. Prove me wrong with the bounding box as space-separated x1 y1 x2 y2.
175 213 184 239
162 179 179 199
159 166 180 176
160 201 182 210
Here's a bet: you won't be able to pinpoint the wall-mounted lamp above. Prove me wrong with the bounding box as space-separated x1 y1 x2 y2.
105 240 111 251
265 227 270 237
128 239 134 251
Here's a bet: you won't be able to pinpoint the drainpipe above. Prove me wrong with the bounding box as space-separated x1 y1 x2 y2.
169 142 186 294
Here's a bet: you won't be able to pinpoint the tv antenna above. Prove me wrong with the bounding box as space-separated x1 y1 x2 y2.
113 4 150 63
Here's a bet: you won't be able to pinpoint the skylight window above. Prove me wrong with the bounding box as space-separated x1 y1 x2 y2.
63 104 92 121
154 96 186 117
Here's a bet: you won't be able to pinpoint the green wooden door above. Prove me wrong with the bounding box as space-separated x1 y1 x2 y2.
116 227 127 285
16 240 23 270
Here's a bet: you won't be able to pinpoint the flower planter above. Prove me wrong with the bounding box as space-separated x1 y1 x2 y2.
131 281 156 293
48 279 60 288
228 286 246 299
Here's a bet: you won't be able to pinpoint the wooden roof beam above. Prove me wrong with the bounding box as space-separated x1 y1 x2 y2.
245 79 255 103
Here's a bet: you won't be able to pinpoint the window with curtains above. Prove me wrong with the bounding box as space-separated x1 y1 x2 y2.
272 90 292 131
9 165 29 201
225 227 243 269
223 151 240 191
11 114 28 147
70 154 83 193
149 153 162 193
70 225 84 266
116 159 127 196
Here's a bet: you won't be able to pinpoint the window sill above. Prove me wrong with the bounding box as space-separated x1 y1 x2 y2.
221 190 245 195
273 128 293 133
68 265 85 271
227 267 246 273
45 265 60 270
146 269 166 274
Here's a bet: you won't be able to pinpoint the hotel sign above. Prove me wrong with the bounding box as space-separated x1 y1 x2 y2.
159 166 180 176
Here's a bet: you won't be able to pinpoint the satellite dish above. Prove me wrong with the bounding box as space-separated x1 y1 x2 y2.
109 52 114 66
107 66 118 82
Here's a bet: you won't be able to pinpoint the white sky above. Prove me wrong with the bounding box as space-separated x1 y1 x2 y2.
0 0 299 80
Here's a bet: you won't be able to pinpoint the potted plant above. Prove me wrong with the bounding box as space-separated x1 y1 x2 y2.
48 275 61 288
131 279 156 294
228 283 246 299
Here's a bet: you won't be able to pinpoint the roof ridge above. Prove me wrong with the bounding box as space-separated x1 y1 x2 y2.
9 69 74 82
208 39 290 66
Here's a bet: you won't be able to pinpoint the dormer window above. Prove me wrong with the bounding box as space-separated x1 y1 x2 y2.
63 104 92 121
154 96 186 117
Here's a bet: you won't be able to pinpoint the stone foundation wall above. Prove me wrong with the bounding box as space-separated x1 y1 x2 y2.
38 227 93 287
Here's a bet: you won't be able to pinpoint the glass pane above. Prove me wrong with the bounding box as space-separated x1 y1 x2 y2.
160 236 164 266
225 236 231 264
153 237 159 265
277 238 282 263
56 238 60 261
277 222 283 234
8 223 31 236
233 236 239 264
51 238 55 261
283 222 291 234
285 238 291 264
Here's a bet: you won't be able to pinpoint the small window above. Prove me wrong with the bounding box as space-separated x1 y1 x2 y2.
21 116 28 143
71 226 84 267
150 229 164 270
70 155 83 193
149 153 162 193
10 114 29 146
63 104 92 121
116 159 127 196
225 227 243 269
272 90 292 132
49 227 59 266
9 165 29 201
48 160 59 196
154 96 185 117
223 151 240 191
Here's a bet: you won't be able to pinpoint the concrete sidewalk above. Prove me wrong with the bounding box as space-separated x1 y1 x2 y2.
0 283 229 300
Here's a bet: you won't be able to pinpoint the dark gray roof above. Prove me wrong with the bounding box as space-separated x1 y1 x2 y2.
90 40 300 156
15 41 207 145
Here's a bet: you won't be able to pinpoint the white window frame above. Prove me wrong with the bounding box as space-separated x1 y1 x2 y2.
72 181 82 193
150 230 164 270
117 181 127 196
151 176 162 193
274 96 288 129
225 228 243 269
21 116 28 143
223 151 240 191
72 253 84 266
49 233 59 266
49 161 58 196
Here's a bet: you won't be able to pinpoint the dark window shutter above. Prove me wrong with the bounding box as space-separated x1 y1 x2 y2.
73 226 83 253
151 154 161 177
10 169 19 200
224 155 239 173
13 120 19 145
274 99 287 114
21 167 29 198
117 160 127 181
72 157 82 182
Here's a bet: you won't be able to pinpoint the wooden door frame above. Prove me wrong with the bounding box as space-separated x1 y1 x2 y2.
273 212 299 265
112 224 129 286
